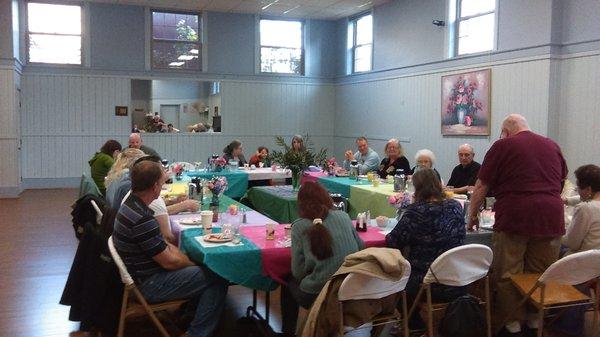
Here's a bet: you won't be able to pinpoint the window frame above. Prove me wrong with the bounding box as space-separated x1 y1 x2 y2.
25 1 83 66
150 9 202 71
453 0 498 57
350 12 373 74
258 17 305 76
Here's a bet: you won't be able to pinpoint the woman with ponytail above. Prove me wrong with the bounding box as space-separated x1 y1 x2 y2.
222 139 247 166
280 182 364 336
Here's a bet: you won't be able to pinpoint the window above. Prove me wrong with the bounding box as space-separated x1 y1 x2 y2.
152 11 201 70
27 2 82 64
350 14 373 73
260 19 303 74
455 0 496 55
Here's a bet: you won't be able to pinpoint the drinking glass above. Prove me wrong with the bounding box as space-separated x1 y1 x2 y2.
232 224 241 244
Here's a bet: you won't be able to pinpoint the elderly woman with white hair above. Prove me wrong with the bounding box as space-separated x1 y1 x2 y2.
413 149 442 182
377 138 411 179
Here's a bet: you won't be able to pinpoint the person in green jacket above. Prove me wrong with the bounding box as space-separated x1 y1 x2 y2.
89 139 122 195
280 181 364 336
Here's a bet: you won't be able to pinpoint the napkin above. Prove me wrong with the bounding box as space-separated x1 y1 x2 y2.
194 236 243 248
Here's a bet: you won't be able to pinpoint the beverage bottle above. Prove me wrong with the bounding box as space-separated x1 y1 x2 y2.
394 169 406 192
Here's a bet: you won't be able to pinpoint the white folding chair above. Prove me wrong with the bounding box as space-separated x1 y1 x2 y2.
107 236 186 337
408 244 494 337
90 200 103 225
505 249 600 337
337 258 412 337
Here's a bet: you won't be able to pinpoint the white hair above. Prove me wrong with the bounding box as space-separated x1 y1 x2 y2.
458 143 474 154
415 149 436 165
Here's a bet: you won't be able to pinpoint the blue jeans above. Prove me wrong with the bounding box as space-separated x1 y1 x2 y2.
139 266 228 337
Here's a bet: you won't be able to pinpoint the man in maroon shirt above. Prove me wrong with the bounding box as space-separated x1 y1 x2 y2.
468 114 567 337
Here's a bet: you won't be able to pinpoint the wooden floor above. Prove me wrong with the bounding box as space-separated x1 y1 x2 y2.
0 189 596 337
0 189 281 337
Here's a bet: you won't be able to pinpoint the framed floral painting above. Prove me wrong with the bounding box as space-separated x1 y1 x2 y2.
441 69 491 136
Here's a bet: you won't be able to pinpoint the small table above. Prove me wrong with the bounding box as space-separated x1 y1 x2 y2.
242 186 298 224
186 170 249 198
317 176 373 199
245 167 291 181
349 183 398 218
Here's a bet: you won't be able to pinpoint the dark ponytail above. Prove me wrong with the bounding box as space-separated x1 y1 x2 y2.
297 182 334 260
224 140 241 156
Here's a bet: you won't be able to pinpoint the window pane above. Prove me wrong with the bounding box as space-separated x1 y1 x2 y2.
152 11 199 41
458 13 494 55
356 15 372 45
261 47 302 74
460 0 495 17
29 34 81 64
152 41 201 69
354 44 372 72
260 20 302 48
28 3 81 34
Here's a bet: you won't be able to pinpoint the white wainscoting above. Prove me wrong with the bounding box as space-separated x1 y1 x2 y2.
20 73 335 185
558 53 600 175
0 67 21 195
333 58 554 181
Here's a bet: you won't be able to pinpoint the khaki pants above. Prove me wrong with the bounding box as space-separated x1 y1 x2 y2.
491 231 561 323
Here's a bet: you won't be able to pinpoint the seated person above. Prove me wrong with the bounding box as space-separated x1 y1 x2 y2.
342 136 381 175
385 169 466 330
167 123 180 133
249 146 269 167
280 182 364 336
113 161 228 337
187 123 208 133
128 132 161 160
223 140 247 166
377 138 411 179
563 164 600 254
131 124 141 133
89 139 122 195
447 144 481 194
291 135 305 152
105 148 146 209
413 149 442 182
152 114 166 133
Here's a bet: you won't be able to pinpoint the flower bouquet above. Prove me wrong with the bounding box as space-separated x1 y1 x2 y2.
323 158 337 176
388 192 412 220
172 163 184 180
268 135 327 190
206 176 228 205
445 77 483 126
210 157 227 172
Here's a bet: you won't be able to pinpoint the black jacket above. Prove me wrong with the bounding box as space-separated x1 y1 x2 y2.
60 221 123 335
71 194 106 239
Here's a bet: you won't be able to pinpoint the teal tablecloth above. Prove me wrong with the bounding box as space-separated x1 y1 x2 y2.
242 186 298 224
180 227 278 291
316 176 373 198
185 170 249 199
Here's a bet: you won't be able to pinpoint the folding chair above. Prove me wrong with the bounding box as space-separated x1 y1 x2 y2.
337 258 412 337
408 244 493 337
503 249 600 337
107 236 187 337
90 200 103 225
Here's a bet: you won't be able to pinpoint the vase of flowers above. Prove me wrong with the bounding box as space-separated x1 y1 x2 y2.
388 192 412 221
172 163 184 181
445 77 484 126
206 176 228 206
268 135 327 191
324 158 337 176
210 157 227 172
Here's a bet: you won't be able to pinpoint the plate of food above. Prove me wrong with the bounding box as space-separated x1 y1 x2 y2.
203 233 232 243
453 194 468 200
179 218 203 226
335 169 349 177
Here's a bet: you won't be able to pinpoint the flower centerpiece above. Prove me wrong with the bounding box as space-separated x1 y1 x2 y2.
205 176 228 206
323 157 337 176
388 192 412 220
209 157 227 172
268 135 327 190
172 163 184 180
445 77 484 126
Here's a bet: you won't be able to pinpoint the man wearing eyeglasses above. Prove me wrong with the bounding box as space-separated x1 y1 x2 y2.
113 161 228 337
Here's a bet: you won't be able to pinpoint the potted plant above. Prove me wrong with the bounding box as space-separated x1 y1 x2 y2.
268 135 327 190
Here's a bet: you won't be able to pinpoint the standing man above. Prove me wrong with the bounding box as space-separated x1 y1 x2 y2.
342 136 380 175
129 132 161 160
447 144 481 194
113 161 228 337
467 114 567 337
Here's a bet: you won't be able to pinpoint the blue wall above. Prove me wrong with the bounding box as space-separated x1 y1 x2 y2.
207 11 255 75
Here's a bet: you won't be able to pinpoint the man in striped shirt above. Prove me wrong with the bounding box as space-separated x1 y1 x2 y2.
113 160 227 337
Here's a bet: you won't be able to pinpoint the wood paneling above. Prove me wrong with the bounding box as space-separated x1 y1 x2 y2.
333 59 555 181
0 67 21 189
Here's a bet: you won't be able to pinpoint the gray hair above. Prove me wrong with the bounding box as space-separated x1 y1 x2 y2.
458 143 474 154
502 114 530 134
415 149 436 165
384 138 403 156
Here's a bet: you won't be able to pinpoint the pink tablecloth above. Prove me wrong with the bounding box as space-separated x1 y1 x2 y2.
300 171 327 185
240 224 386 284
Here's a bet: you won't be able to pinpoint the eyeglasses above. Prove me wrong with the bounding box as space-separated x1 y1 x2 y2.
133 155 161 166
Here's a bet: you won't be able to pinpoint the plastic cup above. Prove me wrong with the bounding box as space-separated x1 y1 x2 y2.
284 225 292 240
200 210 213 234
266 223 276 240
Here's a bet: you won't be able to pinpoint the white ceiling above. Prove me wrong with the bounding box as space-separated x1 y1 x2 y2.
84 0 389 20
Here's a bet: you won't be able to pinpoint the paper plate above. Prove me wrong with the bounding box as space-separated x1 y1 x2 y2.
179 218 203 226
203 233 232 243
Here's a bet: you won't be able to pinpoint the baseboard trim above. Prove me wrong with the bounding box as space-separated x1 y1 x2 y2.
0 185 23 198
22 177 80 190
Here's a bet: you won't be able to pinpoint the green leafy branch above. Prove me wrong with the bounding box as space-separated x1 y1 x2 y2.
268 135 327 175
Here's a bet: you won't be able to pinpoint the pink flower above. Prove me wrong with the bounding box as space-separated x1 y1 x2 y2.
388 195 397 205
465 116 472 126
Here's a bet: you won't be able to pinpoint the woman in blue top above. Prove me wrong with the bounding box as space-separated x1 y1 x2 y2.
385 168 466 329
280 181 364 336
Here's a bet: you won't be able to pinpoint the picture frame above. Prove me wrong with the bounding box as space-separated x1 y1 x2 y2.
115 106 128 116
441 69 491 136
